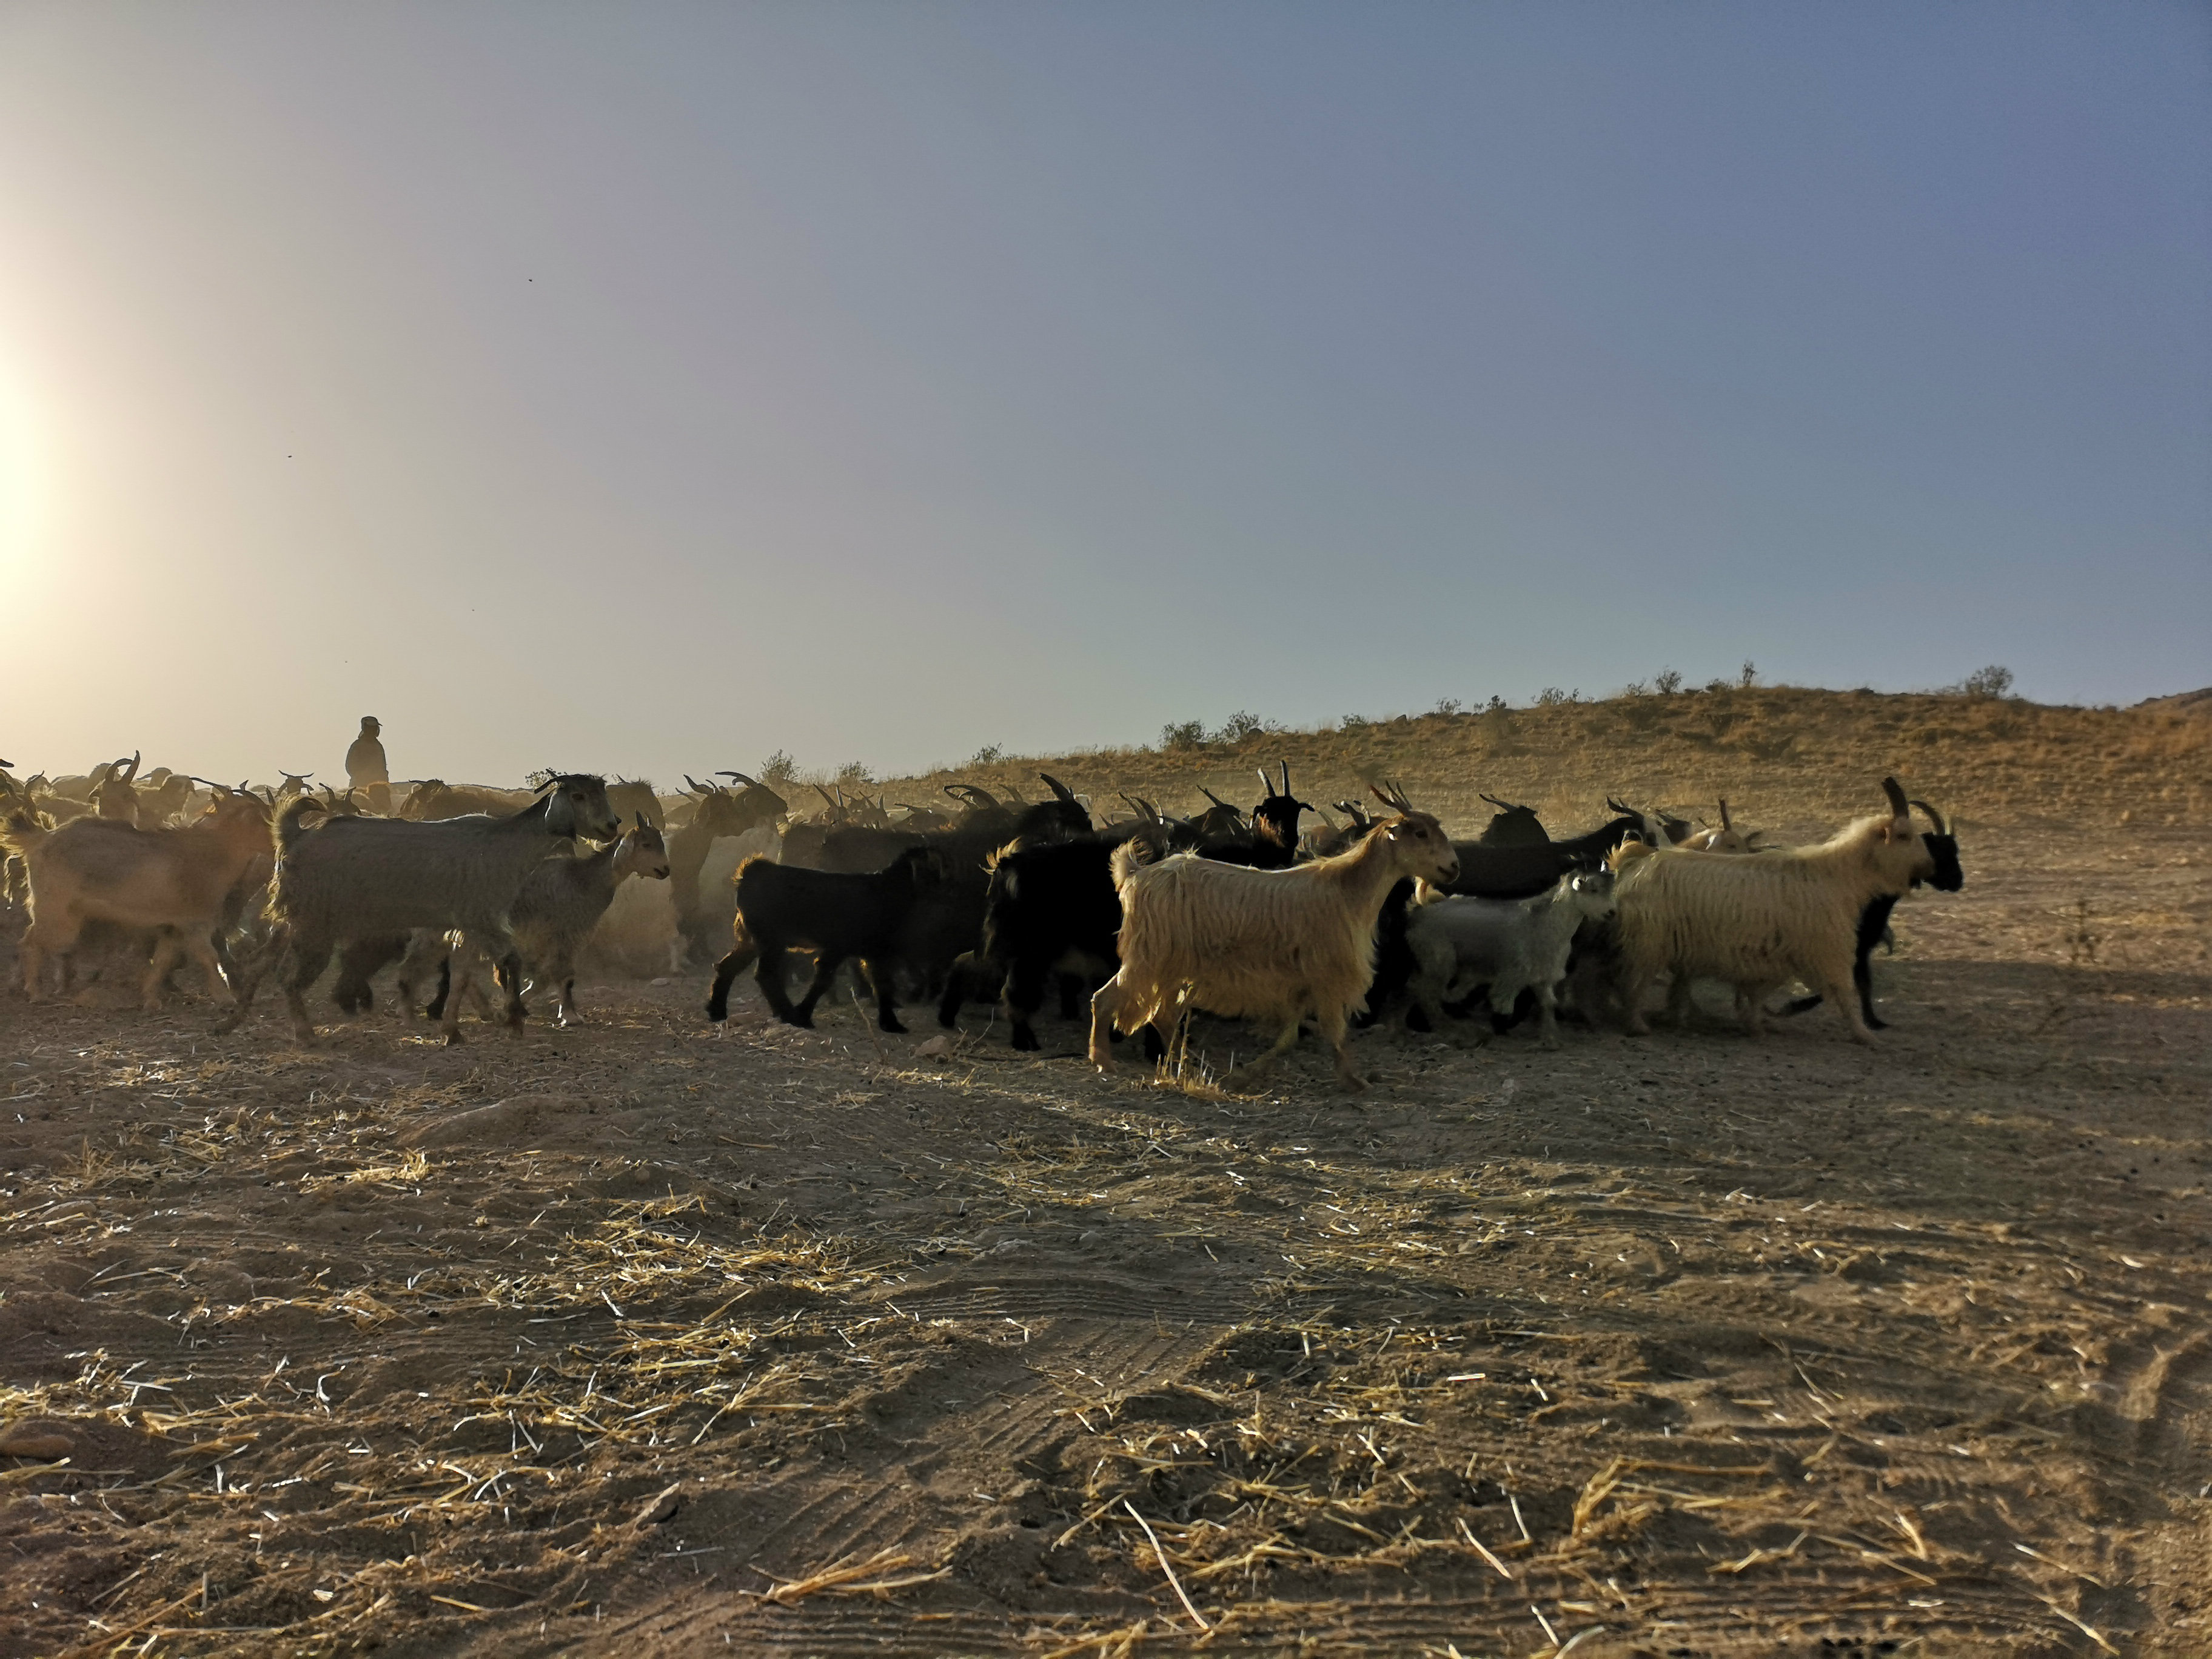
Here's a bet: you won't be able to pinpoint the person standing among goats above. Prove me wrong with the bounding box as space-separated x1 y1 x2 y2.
345 716 391 814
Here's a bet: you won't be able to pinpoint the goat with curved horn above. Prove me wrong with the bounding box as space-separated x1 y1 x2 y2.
1908 799 1948 835
718 770 759 787
1039 773 1078 804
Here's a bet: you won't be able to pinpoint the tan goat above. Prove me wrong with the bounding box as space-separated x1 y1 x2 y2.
3 793 272 1007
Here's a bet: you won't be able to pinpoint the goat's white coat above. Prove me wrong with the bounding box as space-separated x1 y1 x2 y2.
1089 812 1457 1090
1406 871 1617 1048
1610 802 1936 1044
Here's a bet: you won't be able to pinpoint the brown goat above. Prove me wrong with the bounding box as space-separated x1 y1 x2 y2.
4 793 272 1007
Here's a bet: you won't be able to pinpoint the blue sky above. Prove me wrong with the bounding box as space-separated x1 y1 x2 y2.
2 2 2205 783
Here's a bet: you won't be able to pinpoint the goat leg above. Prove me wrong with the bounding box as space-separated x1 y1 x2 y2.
280 939 331 1045
862 956 907 1034
1004 956 1052 1052
1087 977 1126 1071
786 951 840 1028
1225 1017 1305 1093
705 940 757 1022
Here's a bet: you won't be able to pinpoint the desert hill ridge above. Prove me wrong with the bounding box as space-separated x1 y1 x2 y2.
873 684 2211 836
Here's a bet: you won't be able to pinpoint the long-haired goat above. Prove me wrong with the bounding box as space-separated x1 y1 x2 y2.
216 774 618 1044
1090 786 1457 1091
1775 798 1962 1029
1610 778 1941 1045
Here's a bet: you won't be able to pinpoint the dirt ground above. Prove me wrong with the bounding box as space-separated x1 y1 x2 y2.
2 814 2208 1657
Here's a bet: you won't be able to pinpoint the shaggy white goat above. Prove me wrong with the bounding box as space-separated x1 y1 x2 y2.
1089 786 1458 1091
1610 777 1938 1045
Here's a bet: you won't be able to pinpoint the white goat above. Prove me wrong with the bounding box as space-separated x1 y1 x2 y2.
1405 870 1618 1048
1676 799 1760 854
1610 777 1938 1045
1089 786 1458 1091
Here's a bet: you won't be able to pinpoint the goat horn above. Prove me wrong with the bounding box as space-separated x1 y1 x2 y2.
718 770 757 786
1880 776 1909 819
1908 799 1948 835
1039 773 1076 803
1718 799 1731 829
1255 768 1273 797
1279 760 1291 795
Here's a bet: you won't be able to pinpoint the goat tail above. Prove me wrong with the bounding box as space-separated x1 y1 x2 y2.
1110 838 1163 891
275 796 324 853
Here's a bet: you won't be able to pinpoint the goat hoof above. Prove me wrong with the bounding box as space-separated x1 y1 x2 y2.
1011 1028 1040 1053
880 1019 907 1034
443 1030 464 1047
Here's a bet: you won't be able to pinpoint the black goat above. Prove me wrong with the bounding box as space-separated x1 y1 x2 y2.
1777 800 1963 1028
1444 803 1649 899
705 846 945 1032
1477 793 1548 846
944 821 1176 1050
1191 762 1310 868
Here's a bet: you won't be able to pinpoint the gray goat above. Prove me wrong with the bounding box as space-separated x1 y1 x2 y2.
506 815 670 1024
1404 870 1618 1048
216 773 618 1044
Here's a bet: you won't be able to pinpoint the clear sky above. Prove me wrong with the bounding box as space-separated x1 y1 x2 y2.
3 2 2207 786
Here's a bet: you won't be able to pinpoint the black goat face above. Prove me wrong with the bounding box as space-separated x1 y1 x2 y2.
1919 833 1963 893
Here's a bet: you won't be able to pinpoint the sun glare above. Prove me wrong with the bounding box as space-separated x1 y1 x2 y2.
0 373 46 572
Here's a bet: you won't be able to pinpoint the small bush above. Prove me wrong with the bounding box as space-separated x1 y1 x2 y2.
835 760 874 788
1213 711 1265 744
1341 713 1372 731
970 743 1004 765
1621 681 1649 699
1963 665 2015 699
1536 687 1569 707
1161 720 1208 751
1705 678 1732 694
1486 695 1510 714
1434 697 1463 716
1654 669 1683 694
1740 660 1758 688
759 750 798 788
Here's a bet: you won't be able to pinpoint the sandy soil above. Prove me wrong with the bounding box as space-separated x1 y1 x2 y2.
2 818 2208 1657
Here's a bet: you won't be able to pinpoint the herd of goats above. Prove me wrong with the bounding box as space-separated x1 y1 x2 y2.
0 754 1963 1090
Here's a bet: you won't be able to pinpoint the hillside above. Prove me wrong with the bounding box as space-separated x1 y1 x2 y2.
878 686 2212 839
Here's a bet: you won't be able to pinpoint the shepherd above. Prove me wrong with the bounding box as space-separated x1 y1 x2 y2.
345 716 390 815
